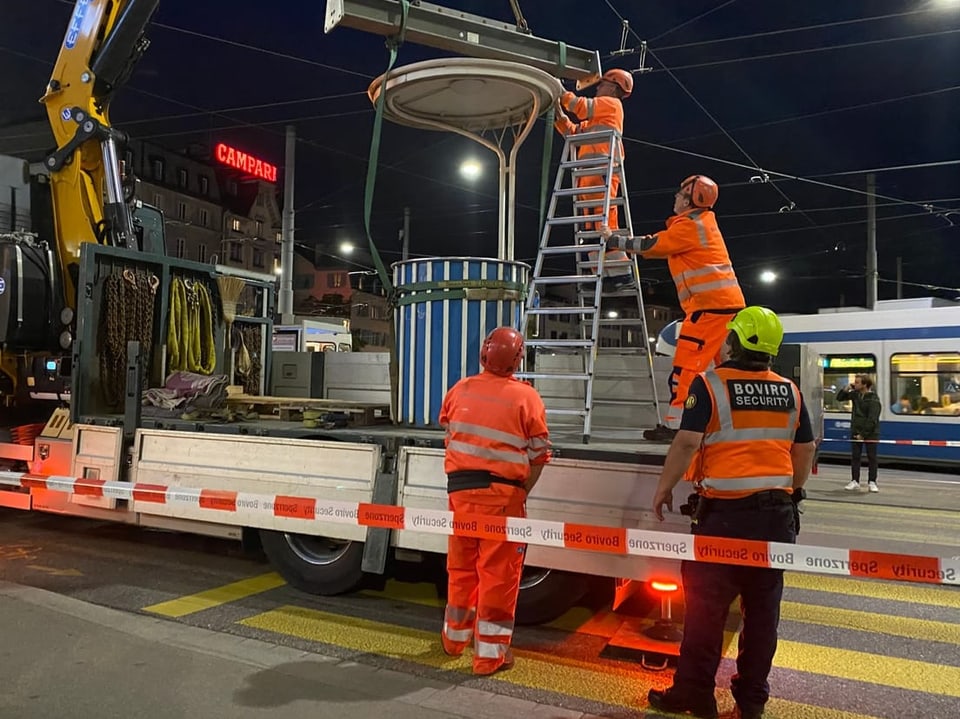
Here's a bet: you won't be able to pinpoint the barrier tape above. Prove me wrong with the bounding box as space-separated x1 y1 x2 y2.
1 471 956 586
820 438 960 447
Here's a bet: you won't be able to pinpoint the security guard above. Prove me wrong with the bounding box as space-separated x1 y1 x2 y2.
647 306 816 719
438 327 551 675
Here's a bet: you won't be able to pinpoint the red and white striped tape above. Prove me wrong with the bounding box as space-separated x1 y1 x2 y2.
820 438 960 447
0 470 956 586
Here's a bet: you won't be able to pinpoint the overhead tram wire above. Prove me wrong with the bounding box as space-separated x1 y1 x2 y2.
647 0 741 44
604 1 818 227
654 8 944 52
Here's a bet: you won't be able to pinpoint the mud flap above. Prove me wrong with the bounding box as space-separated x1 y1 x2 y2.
361 468 399 574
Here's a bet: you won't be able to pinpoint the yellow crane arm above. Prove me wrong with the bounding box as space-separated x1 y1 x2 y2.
39 0 159 308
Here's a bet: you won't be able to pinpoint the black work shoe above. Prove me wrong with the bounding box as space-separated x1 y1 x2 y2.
644 424 678 442
647 688 718 719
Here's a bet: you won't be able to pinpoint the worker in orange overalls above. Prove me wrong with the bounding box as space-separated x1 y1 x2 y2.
601 175 745 440
438 326 551 675
554 68 635 288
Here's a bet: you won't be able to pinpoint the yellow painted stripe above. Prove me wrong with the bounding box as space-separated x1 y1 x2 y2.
359 580 443 608
143 572 286 618
785 572 960 610
781 601 960 646
240 605 885 719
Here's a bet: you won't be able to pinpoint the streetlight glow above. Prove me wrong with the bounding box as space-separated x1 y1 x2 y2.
459 159 482 181
607 310 619 319
340 241 355 255
759 270 777 284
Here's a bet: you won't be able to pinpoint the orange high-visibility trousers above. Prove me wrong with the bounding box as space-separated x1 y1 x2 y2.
664 311 739 428
577 172 631 278
441 485 526 675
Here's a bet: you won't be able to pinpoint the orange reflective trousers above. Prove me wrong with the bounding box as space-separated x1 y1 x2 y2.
577 172 631 279
441 484 526 675
664 311 735 428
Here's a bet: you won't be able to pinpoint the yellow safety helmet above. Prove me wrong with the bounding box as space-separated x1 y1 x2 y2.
726 306 783 356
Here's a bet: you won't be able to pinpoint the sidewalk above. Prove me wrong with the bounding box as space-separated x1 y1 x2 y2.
0 582 599 719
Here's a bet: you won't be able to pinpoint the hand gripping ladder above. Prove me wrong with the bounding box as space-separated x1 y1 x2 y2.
517 128 662 443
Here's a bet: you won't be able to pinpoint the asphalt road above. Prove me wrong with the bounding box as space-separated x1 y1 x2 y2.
0 486 958 719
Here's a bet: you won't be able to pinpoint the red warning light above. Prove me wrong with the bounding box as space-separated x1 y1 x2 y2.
650 580 679 593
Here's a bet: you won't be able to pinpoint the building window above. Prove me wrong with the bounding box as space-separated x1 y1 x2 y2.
198 208 209 227
199 176 209 196
231 218 241 232
177 168 188 188
327 273 344 289
274 254 280 272
275 231 282 243
228 180 238 195
255 220 263 236
252 248 265 268
151 157 164 180
890 352 960 415
152 193 163 209
177 202 187 220
176 238 185 259
229 242 243 262
822 355 877 413
123 149 134 168
198 244 207 264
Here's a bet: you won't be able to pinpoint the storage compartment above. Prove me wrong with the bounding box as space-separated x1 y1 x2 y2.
0 236 60 350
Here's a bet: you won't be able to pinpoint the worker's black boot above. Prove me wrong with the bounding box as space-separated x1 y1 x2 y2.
647 688 718 719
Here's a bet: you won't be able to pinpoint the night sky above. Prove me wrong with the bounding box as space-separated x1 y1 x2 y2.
2 0 960 313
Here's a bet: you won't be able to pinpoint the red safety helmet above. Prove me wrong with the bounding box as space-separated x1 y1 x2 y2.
480 327 524 376
602 68 633 99
680 175 719 209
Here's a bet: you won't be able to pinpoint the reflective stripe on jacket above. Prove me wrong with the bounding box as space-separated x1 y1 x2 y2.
553 92 624 162
641 209 745 313
693 367 799 499
439 372 551 482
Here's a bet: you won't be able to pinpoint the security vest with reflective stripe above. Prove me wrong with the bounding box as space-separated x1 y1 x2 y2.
641 209 745 313
553 92 624 162
439 372 551 482
693 367 800 499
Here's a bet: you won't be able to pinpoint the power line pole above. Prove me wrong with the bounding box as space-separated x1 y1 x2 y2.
401 206 411 261
279 125 296 325
866 172 877 309
896 256 903 299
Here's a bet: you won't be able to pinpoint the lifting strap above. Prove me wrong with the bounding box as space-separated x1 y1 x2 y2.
363 0 411 303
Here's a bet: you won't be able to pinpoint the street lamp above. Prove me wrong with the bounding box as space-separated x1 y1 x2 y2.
340 241 355 255
607 310 619 319
759 270 777 284
459 159 482 181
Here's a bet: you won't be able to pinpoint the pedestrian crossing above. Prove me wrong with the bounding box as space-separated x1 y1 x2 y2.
146 570 960 718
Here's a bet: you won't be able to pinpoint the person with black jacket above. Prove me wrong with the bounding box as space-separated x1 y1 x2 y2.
836 375 882 492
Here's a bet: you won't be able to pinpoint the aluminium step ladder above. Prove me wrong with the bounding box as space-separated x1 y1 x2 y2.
517 128 662 443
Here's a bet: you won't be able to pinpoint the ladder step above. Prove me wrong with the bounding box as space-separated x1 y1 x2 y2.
593 398 659 406
574 198 624 209
597 317 647 325
526 306 597 316
560 157 610 170
575 230 604 239
564 129 621 143
552 187 603 198
572 167 623 179
577 258 634 268
547 214 605 226
533 275 599 285
526 339 594 349
515 372 591 381
544 407 589 417
540 244 604 255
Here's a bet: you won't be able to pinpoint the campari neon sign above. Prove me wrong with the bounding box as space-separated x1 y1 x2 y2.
215 143 277 182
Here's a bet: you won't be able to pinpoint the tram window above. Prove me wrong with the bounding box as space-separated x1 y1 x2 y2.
821 355 877 413
890 352 960 416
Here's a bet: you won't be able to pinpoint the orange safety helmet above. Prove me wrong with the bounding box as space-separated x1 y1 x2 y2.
680 175 719 209
602 68 633 98
480 327 524 376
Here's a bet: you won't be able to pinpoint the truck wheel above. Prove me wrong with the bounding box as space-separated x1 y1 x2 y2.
259 530 364 595
515 567 589 626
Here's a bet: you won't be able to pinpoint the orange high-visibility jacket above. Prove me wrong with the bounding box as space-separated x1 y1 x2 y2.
641 209 745 313
554 91 624 161
439 372 551 482
691 367 801 499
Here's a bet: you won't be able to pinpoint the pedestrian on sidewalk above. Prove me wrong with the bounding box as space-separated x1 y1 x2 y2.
835 375 882 492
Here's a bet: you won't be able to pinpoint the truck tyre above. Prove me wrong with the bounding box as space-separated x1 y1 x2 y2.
259 530 365 595
515 567 589 625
